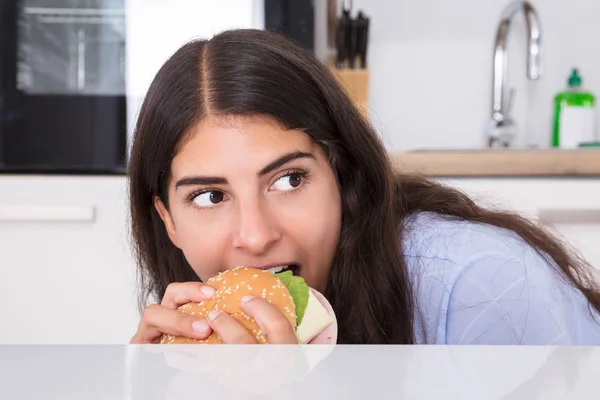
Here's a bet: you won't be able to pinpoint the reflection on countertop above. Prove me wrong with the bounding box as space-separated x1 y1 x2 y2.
1 345 599 399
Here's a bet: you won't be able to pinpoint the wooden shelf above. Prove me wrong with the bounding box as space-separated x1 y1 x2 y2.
390 149 600 177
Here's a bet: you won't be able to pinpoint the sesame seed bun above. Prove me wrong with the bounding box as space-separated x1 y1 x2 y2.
160 267 297 344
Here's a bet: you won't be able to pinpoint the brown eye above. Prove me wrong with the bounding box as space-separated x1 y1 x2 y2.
288 173 302 188
272 173 303 191
209 191 224 203
193 190 225 207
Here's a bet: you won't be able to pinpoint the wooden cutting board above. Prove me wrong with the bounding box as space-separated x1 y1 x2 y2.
389 149 600 177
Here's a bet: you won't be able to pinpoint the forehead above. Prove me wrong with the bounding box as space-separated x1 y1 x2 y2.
170 115 317 177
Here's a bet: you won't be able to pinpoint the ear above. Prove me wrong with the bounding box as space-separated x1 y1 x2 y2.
153 195 180 248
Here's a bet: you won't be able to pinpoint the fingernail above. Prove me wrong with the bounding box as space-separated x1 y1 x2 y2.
192 320 209 333
201 286 215 296
241 295 254 304
208 310 220 321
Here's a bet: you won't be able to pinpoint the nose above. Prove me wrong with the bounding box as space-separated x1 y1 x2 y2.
232 197 281 255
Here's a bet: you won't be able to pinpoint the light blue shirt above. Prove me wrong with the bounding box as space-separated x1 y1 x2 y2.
402 212 600 345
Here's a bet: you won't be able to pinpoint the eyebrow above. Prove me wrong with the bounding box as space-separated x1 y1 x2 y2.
174 151 315 190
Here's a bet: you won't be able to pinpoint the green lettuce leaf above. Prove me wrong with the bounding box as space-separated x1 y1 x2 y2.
274 270 309 326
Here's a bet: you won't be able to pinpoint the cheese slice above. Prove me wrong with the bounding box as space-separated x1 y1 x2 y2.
294 290 334 344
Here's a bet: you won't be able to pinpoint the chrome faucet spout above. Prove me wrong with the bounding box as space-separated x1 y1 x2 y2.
488 1 543 148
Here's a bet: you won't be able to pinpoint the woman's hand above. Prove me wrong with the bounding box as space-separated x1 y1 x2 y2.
129 282 216 344
207 295 298 344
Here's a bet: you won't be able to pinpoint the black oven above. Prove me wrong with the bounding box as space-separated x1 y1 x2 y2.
264 0 314 52
0 0 127 174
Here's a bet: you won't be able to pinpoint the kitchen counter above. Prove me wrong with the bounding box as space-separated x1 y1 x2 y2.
390 149 600 177
2 345 599 398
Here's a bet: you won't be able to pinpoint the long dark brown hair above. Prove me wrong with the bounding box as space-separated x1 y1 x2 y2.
128 29 600 344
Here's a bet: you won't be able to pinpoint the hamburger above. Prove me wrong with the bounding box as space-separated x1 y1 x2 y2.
160 266 336 344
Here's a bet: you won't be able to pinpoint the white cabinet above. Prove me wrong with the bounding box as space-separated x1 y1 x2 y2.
0 176 139 344
437 178 600 276
2 175 597 344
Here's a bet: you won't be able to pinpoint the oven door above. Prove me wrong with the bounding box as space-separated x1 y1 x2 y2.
0 0 127 174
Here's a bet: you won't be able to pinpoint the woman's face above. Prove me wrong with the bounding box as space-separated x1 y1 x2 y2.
155 115 342 293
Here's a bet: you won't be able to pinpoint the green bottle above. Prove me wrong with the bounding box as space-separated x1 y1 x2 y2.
552 68 597 148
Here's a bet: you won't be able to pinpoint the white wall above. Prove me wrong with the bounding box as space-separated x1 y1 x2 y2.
351 0 600 151
124 1 600 152
124 0 264 154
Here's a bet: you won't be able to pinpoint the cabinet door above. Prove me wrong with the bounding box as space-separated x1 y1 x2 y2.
438 178 600 277
0 176 139 344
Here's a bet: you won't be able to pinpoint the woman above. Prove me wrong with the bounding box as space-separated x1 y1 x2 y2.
128 29 600 345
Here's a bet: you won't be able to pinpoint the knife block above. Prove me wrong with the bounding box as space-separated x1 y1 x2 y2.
327 59 369 115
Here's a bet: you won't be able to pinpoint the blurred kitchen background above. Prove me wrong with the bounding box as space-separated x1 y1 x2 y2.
0 0 599 344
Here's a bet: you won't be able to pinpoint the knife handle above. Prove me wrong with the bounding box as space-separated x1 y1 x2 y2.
348 18 359 68
357 13 370 69
335 12 350 68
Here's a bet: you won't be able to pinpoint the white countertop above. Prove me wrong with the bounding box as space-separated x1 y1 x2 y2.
1 345 599 399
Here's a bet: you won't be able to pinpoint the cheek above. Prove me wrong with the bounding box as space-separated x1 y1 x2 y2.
288 201 340 249
171 210 228 281
277 184 342 264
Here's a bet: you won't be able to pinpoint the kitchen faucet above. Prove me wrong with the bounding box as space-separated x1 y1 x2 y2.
487 1 542 148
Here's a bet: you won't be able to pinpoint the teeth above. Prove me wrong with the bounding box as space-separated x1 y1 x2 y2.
267 265 287 274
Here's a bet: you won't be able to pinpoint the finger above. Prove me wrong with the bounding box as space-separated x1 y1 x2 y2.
240 296 297 344
161 282 215 309
130 304 213 344
207 310 257 344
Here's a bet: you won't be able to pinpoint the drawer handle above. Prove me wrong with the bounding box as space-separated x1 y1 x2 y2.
537 209 600 225
0 205 96 223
